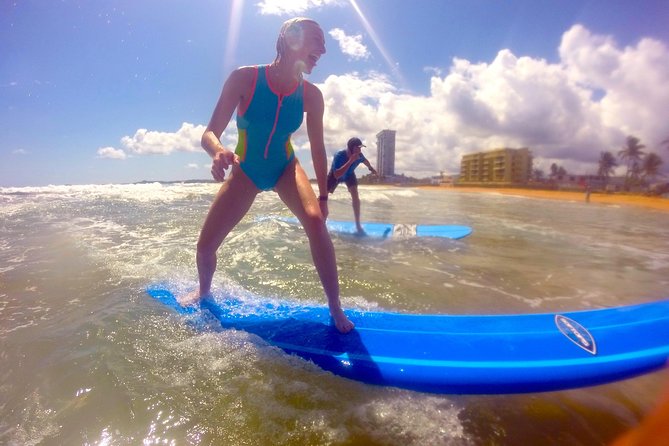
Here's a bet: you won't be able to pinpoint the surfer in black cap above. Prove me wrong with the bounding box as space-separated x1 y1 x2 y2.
326 137 377 234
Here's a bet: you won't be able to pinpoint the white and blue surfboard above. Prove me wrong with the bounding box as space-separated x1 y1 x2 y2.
277 217 473 240
147 285 669 395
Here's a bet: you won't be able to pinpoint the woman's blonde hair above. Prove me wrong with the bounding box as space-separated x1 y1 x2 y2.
275 17 320 60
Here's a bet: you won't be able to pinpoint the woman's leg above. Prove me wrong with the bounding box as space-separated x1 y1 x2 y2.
179 166 258 305
275 159 354 333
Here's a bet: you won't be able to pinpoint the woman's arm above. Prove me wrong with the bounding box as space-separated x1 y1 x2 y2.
304 82 328 197
201 67 253 181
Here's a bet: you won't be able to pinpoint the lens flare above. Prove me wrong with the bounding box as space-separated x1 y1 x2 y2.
348 0 406 88
224 0 245 73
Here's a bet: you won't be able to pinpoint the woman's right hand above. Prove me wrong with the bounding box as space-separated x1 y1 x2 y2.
211 149 239 182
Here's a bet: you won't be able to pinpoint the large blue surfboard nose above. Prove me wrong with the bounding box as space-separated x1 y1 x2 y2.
147 286 669 394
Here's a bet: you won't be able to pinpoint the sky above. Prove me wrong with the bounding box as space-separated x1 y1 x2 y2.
2 0 669 187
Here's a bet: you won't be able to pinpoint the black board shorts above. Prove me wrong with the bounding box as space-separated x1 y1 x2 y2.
327 171 357 193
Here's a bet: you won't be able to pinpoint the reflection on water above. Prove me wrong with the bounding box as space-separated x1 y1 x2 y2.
1 183 667 445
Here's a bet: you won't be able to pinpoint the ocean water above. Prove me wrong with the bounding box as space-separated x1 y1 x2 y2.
1 183 668 445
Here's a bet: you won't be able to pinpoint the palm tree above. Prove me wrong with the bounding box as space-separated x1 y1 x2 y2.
617 135 646 190
549 163 567 180
532 169 545 182
640 152 664 185
597 151 618 189
549 163 558 179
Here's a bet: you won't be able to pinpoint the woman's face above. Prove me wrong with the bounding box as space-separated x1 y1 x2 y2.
288 22 326 74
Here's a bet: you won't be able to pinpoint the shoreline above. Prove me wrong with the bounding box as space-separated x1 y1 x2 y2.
415 185 669 213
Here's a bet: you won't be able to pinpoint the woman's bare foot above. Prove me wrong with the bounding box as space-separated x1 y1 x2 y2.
177 290 203 307
331 308 355 333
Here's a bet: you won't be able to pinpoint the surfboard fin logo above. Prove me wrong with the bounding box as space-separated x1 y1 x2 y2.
555 315 597 355
392 224 417 237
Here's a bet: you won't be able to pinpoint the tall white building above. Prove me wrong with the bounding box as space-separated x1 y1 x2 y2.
376 129 396 177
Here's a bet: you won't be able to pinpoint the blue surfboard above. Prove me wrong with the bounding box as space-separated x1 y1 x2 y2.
278 217 472 239
147 286 669 394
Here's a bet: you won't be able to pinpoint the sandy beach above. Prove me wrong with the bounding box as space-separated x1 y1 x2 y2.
420 186 669 213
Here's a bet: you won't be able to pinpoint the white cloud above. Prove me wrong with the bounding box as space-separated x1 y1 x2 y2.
97 146 127 160
186 163 199 169
98 122 239 164
120 122 206 155
97 26 668 179
257 0 343 15
423 66 443 77
560 24 669 147
329 28 370 60
302 25 669 177
12 148 28 155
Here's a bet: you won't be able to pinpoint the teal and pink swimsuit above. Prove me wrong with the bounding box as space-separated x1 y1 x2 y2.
235 65 304 190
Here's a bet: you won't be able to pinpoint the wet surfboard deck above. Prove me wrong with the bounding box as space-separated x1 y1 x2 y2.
147 286 669 394
278 216 473 239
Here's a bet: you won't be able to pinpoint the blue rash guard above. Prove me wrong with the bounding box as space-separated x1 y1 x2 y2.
326 149 367 193
235 65 304 191
330 149 366 181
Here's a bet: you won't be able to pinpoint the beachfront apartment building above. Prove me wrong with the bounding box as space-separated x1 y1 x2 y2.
459 148 532 186
376 129 396 178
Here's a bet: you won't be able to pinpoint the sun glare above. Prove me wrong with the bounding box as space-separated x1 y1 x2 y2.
348 0 406 88
224 0 245 73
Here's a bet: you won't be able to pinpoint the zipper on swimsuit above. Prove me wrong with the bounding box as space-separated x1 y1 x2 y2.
264 94 283 159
